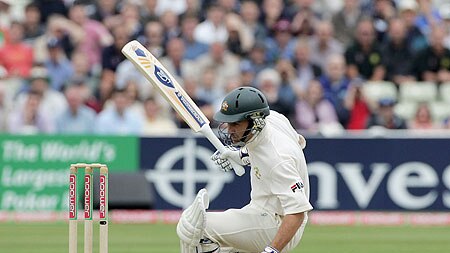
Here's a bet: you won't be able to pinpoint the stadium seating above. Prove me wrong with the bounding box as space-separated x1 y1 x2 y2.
439 83 450 103
399 82 438 103
429 101 450 123
394 101 418 120
362 81 398 106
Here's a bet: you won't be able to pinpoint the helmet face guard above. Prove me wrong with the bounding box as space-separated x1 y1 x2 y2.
217 116 266 147
214 87 270 146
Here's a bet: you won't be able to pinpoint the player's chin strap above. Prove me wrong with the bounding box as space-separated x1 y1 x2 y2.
237 115 266 146
177 189 210 253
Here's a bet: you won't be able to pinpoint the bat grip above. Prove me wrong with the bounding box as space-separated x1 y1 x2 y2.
200 125 245 176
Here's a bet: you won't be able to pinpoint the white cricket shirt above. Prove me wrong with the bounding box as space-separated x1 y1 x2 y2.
245 110 313 215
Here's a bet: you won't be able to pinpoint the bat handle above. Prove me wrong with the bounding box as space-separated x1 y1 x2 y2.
200 125 246 176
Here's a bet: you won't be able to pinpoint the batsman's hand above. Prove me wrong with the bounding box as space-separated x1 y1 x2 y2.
211 147 250 172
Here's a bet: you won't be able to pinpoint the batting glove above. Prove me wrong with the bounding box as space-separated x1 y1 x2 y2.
261 246 279 253
211 147 250 172
211 150 233 172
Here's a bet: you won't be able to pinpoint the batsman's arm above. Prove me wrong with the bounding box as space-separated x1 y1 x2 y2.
267 212 305 252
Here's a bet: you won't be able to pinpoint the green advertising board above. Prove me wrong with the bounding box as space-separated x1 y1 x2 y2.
0 135 138 211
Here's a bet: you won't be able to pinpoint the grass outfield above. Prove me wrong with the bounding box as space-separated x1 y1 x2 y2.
1 223 449 253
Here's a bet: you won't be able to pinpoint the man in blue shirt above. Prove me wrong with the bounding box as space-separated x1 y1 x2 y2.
95 87 143 135
56 82 96 134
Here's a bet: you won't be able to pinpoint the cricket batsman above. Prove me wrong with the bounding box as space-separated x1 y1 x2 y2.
177 86 313 253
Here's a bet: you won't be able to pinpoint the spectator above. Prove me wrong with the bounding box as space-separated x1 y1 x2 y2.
240 0 267 41
44 37 74 91
264 19 297 64
318 54 351 125
275 59 297 118
159 38 192 81
71 50 98 93
332 0 364 47
118 1 144 40
345 18 385 81
0 21 34 78
8 90 55 134
194 4 228 45
91 0 120 23
123 81 145 117
239 60 257 87
180 14 209 60
371 0 396 42
246 42 271 74
197 67 224 105
295 79 341 131
143 20 165 58
142 96 178 136
398 0 428 54
256 68 295 121
292 38 322 99
415 0 442 36
69 3 114 69
161 10 181 40
100 25 130 109
260 0 285 31
408 102 438 130
308 20 344 71
225 12 254 57
56 83 96 134
15 66 67 119
23 2 45 43
343 79 371 130
139 0 158 23
366 98 407 129
95 88 144 135
194 41 240 90
33 15 84 63
412 25 450 82
441 5 450 50
34 0 68 23
156 0 187 16
381 18 416 84
217 0 239 13
183 0 201 17
289 0 321 36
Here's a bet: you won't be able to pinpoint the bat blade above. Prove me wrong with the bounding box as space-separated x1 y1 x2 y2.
121 40 245 176
121 40 209 132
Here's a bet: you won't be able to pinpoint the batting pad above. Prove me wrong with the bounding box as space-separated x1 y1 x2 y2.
177 189 209 246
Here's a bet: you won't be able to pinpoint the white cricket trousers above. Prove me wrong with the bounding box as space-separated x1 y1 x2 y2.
204 203 308 253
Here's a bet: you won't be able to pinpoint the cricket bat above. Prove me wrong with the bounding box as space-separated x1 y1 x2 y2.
121 40 245 176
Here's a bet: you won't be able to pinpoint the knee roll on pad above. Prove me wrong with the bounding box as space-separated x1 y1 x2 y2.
177 189 209 246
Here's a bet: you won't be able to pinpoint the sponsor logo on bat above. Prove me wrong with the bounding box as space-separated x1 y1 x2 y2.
154 65 175 88
175 91 205 127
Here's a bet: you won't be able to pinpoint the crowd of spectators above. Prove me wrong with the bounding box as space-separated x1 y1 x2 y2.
0 0 450 136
